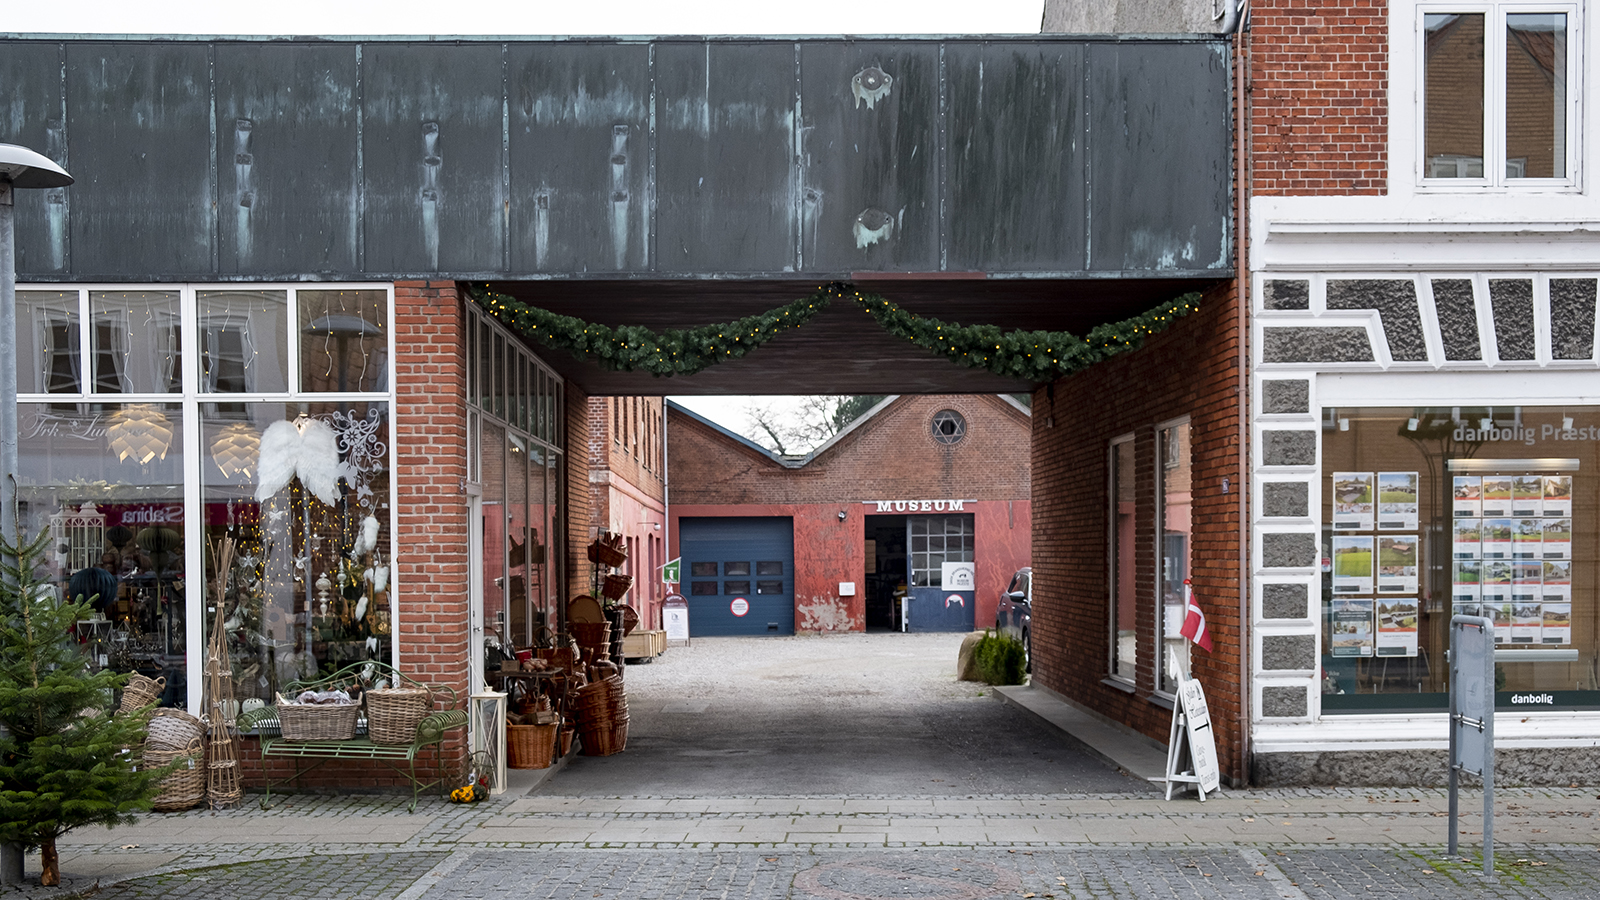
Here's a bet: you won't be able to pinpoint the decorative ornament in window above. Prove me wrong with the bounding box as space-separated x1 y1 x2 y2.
931 410 966 445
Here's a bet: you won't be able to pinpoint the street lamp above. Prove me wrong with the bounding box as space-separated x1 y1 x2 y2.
0 142 72 887
1 143 73 558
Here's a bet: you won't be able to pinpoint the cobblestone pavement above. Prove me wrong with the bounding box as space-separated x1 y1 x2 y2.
11 787 1594 900
39 844 1600 900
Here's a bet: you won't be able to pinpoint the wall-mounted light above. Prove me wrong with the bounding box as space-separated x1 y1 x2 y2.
837 510 848 521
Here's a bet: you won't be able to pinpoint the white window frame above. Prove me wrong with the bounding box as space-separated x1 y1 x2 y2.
1108 433 1138 687
1415 1 1582 191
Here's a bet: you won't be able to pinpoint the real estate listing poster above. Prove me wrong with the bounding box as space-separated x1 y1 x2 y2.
1376 535 1418 594
1453 600 1484 620
1453 476 1482 517
1542 475 1573 517
1482 560 1513 604
1513 518 1544 559
1332 536 1375 594
1541 559 1572 602
1490 602 1513 643
1377 472 1419 530
1332 473 1375 530
1511 475 1544 517
1512 560 1543 605
1542 517 1572 559
1541 603 1572 645
1481 476 1513 517
1481 518 1513 559
1452 559 1482 602
1376 597 1419 657
1452 519 1481 559
1512 602 1543 643
1331 598 1375 657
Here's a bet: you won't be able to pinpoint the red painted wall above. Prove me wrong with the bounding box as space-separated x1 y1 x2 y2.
669 499 1031 632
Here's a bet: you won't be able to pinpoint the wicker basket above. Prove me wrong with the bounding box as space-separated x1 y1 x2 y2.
118 674 165 716
587 540 627 568
507 722 557 769
146 708 205 752
147 737 206 811
601 574 633 601
579 716 629 757
571 622 611 646
277 702 360 741
366 687 430 745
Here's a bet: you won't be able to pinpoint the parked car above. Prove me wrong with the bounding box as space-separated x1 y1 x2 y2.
996 567 1032 672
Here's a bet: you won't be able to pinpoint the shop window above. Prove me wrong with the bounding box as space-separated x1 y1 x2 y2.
724 580 750 595
197 290 289 395
691 581 719 596
298 289 387 393
1322 406 1599 712
15 290 80 398
690 561 718 577
1422 5 1576 187
1158 421 1192 694
908 515 974 587
90 290 182 394
1110 435 1138 684
757 580 784 594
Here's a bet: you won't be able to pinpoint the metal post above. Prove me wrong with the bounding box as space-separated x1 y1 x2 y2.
1447 619 1458 858
1 179 27 889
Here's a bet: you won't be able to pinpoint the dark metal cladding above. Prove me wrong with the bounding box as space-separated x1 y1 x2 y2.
507 43 652 274
362 42 506 275
0 42 68 274
798 42 940 272
214 43 360 276
2 36 1232 282
945 41 1086 273
1086 41 1231 272
654 41 799 274
65 42 214 276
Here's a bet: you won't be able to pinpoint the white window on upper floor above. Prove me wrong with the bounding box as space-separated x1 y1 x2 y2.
1420 3 1579 189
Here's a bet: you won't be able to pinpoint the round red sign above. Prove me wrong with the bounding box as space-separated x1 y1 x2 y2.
730 597 750 617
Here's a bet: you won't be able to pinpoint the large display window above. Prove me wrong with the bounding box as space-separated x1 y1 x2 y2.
1321 406 1599 711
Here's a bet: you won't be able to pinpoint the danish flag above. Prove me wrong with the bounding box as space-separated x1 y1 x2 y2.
1180 579 1213 652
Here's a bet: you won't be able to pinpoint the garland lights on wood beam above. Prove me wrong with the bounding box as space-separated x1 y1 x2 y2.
469 282 1201 382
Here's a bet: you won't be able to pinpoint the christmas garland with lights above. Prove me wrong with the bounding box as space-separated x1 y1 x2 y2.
850 289 1202 381
467 284 839 377
469 282 1200 382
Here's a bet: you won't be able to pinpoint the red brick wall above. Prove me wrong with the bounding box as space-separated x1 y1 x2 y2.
566 381 594 600
1030 283 1246 782
1249 0 1389 195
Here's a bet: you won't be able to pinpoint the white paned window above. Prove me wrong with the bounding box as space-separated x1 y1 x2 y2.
1420 3 1580 188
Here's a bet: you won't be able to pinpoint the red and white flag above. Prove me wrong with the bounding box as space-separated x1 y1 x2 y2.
1180 579 1212 652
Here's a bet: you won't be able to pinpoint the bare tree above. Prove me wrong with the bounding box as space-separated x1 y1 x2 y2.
742 395 885 456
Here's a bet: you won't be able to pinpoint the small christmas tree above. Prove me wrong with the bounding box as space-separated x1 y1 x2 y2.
0 530 166 886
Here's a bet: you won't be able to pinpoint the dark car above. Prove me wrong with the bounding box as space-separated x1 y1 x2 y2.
996 567 1032 672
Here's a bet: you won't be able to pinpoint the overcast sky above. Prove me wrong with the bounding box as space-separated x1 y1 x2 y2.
7 1 1044 36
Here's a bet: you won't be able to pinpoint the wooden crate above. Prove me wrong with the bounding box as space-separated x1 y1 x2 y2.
622 630 665 660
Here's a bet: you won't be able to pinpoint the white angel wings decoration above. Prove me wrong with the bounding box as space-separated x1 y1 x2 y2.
254 418 357 506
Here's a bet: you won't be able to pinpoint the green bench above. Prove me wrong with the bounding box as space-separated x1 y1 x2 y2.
237 661 468 812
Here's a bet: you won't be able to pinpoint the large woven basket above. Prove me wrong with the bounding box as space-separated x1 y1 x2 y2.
366 687 430 745
586 540 627 568
507 722 557 769
118 673 165 716
571 622 611 647
601 574 633 600
277 702 360 741
146 708 205 752
147 737 205 811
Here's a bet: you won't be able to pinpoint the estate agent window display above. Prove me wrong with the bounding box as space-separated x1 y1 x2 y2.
1321 406 1598 711
13 286 397 711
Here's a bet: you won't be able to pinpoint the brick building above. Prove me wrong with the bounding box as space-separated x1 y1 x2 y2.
587 397 668 631
667 395 1032 636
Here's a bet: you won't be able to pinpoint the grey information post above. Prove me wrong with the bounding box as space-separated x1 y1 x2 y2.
1449 614 1495 875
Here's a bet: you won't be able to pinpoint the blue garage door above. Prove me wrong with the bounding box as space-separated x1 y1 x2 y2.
680 517 794 636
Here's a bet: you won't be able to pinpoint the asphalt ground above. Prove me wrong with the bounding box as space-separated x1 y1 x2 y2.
9 634 1598 899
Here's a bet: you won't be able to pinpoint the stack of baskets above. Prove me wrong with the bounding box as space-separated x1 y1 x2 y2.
366 687 430 745
145 708 206 812
573 675 628 756
571 621 612 664
507 721 558 769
